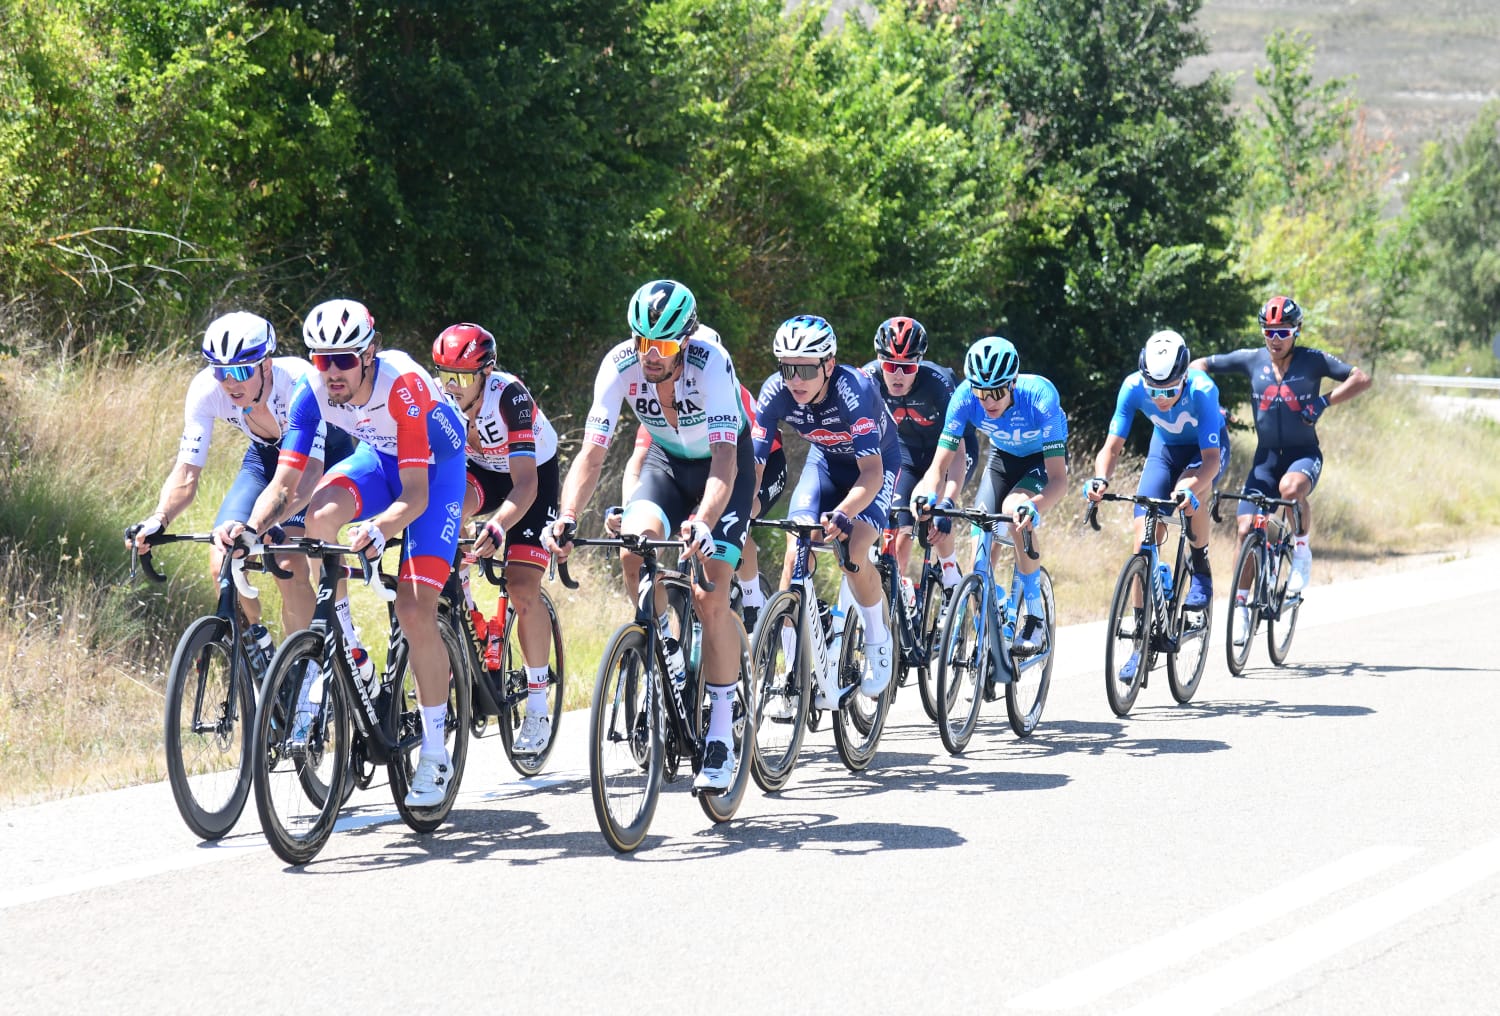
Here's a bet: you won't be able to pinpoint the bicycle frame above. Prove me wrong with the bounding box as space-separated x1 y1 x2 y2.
881 524 942 673
927 507 1041 685
1088 493 1197 652
1212 490 1305 622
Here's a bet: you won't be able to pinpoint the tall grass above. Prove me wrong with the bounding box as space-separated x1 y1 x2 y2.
1 352 1495 806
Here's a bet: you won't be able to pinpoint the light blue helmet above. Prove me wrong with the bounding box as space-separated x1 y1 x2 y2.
628 279 698 343
964 336 1020 388
773 314 838 359
201 312 276 366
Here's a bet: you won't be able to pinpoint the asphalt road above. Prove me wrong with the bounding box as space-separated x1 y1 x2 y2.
4 549 1498 1016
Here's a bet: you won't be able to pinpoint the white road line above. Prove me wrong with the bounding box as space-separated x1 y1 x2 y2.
1117 835 1500 1016
1007 845 1415 1010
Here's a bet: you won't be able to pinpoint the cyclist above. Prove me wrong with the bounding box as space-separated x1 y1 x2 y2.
431 323 561 756
127 311 354 664
617 381 786 632
1189 295 1371 636
913 336 1068 657
752 314 901 697
544 279 754 793
862 315 976 595
1085 330 1226 677
218 298 468 808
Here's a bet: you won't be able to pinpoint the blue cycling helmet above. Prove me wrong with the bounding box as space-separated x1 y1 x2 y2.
774 315 838 359
201 312 276 365
964 336 1020 388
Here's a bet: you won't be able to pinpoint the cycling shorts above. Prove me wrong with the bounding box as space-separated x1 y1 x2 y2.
787 444 897 532
977 448 1048 514
1135 437 1230 518
214 430 355 531
625 427 755 569
467 456 561 570
1240 445 1322 513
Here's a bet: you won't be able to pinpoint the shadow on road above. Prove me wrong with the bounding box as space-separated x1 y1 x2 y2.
1228 659 1493 681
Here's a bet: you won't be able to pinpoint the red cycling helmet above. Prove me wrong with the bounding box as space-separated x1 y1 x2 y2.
1258 295 1303 331
432 323 497 371
873 316 929 361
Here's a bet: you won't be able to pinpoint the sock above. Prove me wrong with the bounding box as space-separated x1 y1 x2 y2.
420 703 448 760
1295 535 1310 554
525 665 550 716
1190 545 1211 574
707 686 736 742
739 578 765 610
939 555 961 589
858 601 889 645
780 622 797 665
1017 569 1042 613
657 610 673 639
335 597 364 651
1236 587 1250 604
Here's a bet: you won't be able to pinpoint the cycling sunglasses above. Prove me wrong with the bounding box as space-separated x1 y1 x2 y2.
436 368 477 389
311 351 362 372
634 334 683 359
974 383 1012 402
778 360 827 381
1146 383 1183 399
879 357 919 376
212 364 256 383
1263 327 1297 340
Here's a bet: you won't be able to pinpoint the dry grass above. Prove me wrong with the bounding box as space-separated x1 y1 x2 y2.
1 350 1495 806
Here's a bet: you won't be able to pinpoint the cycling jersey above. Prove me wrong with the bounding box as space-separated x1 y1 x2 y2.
752 364 901 466
583 327 742 460
1199 346 1353 449
940 375 1069 458
177 357 327 467
863 360 978 471
463 370 558 472
633 384 784 517
1107 368 1225 452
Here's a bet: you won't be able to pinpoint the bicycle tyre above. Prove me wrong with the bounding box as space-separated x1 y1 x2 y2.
1006 567 1056 737
832 608 891 772
697 625 756 824
1104 555 1150 717
1266 540 1301 665
498 590 566 776
389 614 472 832
1225 531 1264 676
589 623 663 853
1168 590 1212 704
749 590 810 793
934 572 987 754
915 573 946 722
164 615 254 840
252 629 351 865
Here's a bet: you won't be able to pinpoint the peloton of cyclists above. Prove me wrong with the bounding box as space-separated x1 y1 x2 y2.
431 323 562 756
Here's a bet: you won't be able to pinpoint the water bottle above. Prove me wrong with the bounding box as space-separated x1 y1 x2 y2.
688 618 703 676
663 636 688 690
1156 562 1173 599
900 577 917 619
246 623 274 673
817 599 834 642
484 597 508 672
827 604 846 665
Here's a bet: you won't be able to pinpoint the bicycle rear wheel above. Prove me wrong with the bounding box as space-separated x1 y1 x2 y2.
832 609 891 772
1104 555 1150 717
1006 567 1055 737
915 573 946 722
589 624 663 853
498 590 566 776
389 615 472 832
749 590 810 792
934 572 987 754
697 627 756 824
1266 540 1301 665
164 615 254 840
1226 532 1264 675
1168 592 1212 704
252 630 350 865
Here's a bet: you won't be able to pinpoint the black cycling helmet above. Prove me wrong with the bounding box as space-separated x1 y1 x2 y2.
873 316 928 361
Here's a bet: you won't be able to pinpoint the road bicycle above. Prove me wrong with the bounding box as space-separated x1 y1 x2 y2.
880 522 950 723
1212 490 1305 674
923 504 1055 752
1087 492 1212 716
129 529 278 840
559 532 753 854
451 545 566 776
249 536 471 865
746 519 893 790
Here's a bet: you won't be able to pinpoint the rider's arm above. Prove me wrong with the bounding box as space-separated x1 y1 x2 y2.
621 426 650 504
494 455 538 533
694 440 739 527
1093 433 1126 486
918 445 958 501
1032 452 1069 515
835 452 885 519
1326 364 1372 407
150 461 203 528
558 441 607 524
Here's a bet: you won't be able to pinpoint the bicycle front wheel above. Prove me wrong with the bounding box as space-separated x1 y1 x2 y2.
1266 540 1301 665
749 590 810 792
1006 567 1055 737
915 574 946 722
252 630 350 865
697 626 756 824
589 624 663 853
1104 555 1150 717
832 609 891 772
389 614 472 833
1226 532 1264 676
164 615 254 840
1168 590 1212 704
934 572 987 754
498 590 566 777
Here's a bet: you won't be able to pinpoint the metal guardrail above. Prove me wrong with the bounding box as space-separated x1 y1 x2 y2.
1391 373 1500 391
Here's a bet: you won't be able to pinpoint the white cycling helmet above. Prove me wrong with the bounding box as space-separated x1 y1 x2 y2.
1139 329 1190 387
201 311 276 365
773 314 838 359
302 298 376 352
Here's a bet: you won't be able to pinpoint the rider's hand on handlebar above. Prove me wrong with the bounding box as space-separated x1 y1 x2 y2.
1012 500 1040 532
1083 476 1109 502
681 517 715 561
932 497 954 534
1173 486 1200 514
602 506 624 537
125 514 164 552
821 509 853 543
349 520 386 561
542 515 577 561
473 517 506 558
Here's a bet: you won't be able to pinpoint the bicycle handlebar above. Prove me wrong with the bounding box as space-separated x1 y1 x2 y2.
555 533 718 592
748 518 858 573
1087 491 1197 544
259 537 398 602
922 505 1039 561
1210 490 1304 533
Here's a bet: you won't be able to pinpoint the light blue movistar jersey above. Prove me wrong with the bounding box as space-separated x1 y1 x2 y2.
1107 368 1225 451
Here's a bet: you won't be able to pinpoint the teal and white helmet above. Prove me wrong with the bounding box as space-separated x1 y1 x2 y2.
627 279 698 343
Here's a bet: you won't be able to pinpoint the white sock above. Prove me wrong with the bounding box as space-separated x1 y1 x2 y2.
739 578 765 610
1236 588 1250 604
335 597 364 651
657 610 673 639
1295 536 1310 554
859 602 889 645
707 686 736 742
420 703 448 760
525 665 550 716
939 555 960 589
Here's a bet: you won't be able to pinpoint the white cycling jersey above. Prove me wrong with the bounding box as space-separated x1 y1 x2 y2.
465 369 559 472
176 356 326 468
583 326 743 460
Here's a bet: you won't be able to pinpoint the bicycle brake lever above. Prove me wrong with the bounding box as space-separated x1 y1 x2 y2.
359 555 397 602
230 554 260 601
1085 501 1101 532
